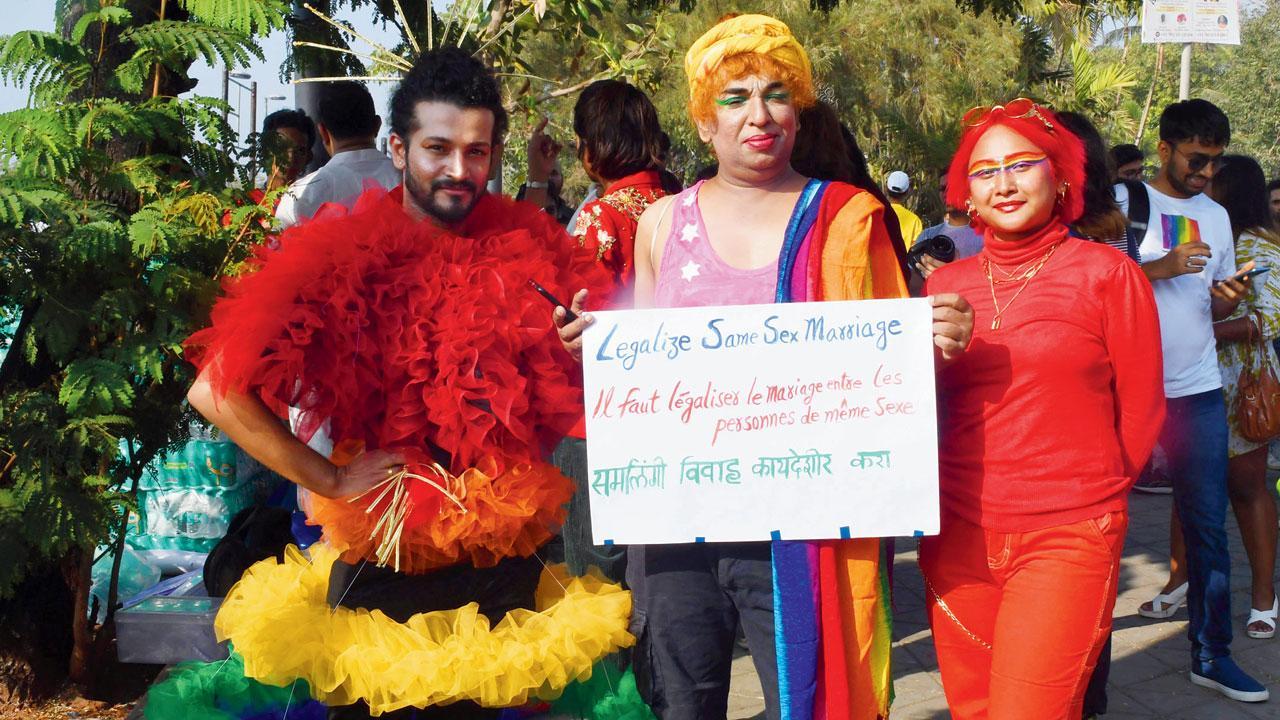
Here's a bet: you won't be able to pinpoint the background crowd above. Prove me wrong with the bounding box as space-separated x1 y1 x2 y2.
232 35 1280 720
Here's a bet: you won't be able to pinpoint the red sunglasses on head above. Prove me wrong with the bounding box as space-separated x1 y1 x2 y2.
961 98 1055 133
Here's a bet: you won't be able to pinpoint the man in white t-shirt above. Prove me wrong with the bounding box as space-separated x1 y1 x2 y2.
275 82 401 229
1118 99 1267 703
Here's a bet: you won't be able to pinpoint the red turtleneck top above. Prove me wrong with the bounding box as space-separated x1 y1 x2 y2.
924 222 1165 532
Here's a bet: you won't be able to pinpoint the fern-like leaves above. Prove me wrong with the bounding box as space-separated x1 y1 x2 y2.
117 21 263 93
0 184 69 227
0 108 79 177
0 31 92 104
59 359 136 415
180 0 291 35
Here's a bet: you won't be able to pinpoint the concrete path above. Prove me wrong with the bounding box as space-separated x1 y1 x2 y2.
727 490 1280 719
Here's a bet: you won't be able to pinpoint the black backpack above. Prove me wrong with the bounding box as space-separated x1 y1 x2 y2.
1119 179 1150 262
203 504 295 597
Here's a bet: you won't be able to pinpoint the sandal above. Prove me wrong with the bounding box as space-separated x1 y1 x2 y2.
1138 581 1188 619
1246 596 1278 639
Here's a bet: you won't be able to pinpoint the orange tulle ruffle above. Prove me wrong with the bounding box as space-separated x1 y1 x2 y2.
304 457 574 573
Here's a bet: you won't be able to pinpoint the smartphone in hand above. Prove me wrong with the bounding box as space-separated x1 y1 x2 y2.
529 279 579 323
1215 265 1271 286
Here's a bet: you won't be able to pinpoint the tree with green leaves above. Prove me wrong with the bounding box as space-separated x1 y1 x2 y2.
1185 0 1280 173
0 0 287 698
278 1 1145 215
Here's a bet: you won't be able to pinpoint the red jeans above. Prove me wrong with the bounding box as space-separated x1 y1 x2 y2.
918 510 1127 720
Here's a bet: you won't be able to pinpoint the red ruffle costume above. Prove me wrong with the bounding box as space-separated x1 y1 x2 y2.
186 185 613 573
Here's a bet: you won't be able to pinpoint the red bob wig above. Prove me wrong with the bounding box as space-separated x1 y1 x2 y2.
945 102 1087 233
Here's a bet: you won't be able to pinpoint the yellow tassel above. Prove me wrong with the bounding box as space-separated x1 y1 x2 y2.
346 465 469 570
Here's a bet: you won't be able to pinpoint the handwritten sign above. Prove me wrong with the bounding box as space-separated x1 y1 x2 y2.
1141 0 1240 45
581 299 940 544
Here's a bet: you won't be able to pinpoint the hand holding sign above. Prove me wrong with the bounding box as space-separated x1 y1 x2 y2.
929 293 974 362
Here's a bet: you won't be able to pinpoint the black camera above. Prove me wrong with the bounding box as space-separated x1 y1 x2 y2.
905 234 956 268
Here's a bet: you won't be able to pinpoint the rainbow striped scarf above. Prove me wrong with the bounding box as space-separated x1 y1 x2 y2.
769 180 902 720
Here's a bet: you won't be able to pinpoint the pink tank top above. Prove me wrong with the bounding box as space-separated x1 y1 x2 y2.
652 181 778 309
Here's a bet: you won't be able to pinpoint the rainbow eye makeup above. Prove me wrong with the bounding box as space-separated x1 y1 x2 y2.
967 152 1049 180
715 89 791 107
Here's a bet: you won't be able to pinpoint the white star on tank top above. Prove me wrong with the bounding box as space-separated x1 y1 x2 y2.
681 260 701 281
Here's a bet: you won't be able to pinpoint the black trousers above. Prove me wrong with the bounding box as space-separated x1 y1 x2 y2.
549 437 628 581
325 553 542 720
637 542 779 720
1082 634 1111 716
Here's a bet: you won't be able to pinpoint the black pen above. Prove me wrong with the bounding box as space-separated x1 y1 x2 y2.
528 279 579 323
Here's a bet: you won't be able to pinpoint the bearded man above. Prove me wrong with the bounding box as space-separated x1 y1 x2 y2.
186 48 631 720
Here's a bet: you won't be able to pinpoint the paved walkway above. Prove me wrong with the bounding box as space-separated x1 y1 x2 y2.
727 490 1280 719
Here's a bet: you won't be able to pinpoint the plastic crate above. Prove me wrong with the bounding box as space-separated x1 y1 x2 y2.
116 596 227 664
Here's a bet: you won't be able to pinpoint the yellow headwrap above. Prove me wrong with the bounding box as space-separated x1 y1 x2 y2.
684 14 814 119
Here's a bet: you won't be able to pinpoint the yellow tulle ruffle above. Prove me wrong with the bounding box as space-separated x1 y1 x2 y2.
214 545 634 715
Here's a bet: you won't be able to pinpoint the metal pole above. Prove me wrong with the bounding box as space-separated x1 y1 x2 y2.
1179 43 1192 101
249 81 260 186
293 0 328 173
250 81 259 137
220 68 230 156
221 68 229 123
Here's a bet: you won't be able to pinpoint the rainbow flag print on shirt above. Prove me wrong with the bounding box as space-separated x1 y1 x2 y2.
1161 213 1202 251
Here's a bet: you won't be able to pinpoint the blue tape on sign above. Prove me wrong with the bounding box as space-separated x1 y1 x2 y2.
839 526 851 539
770 530 782 541
695 536 706 543
603 539 614 546
913 530 924 537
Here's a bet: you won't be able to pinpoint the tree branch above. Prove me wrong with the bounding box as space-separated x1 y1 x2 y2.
150 0 168 99
483 0 513 42
1135 43 1163 143
538 76 601 102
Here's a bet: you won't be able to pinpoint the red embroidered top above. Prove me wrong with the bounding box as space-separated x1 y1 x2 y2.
572 170 670 290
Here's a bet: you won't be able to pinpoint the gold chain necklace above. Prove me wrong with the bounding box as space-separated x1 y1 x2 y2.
981 240 1063 330
989 253 1043 281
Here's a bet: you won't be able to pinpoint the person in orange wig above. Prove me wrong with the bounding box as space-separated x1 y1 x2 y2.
556 14 974 720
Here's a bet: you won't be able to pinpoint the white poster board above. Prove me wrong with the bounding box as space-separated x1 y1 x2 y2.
581 298 940 545
1141 0 1241 45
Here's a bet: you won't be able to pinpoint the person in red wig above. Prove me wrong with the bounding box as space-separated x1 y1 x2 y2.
918 100 1166 718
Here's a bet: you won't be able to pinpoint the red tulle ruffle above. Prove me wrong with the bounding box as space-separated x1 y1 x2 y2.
188 187 608 473
186 187 610 567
